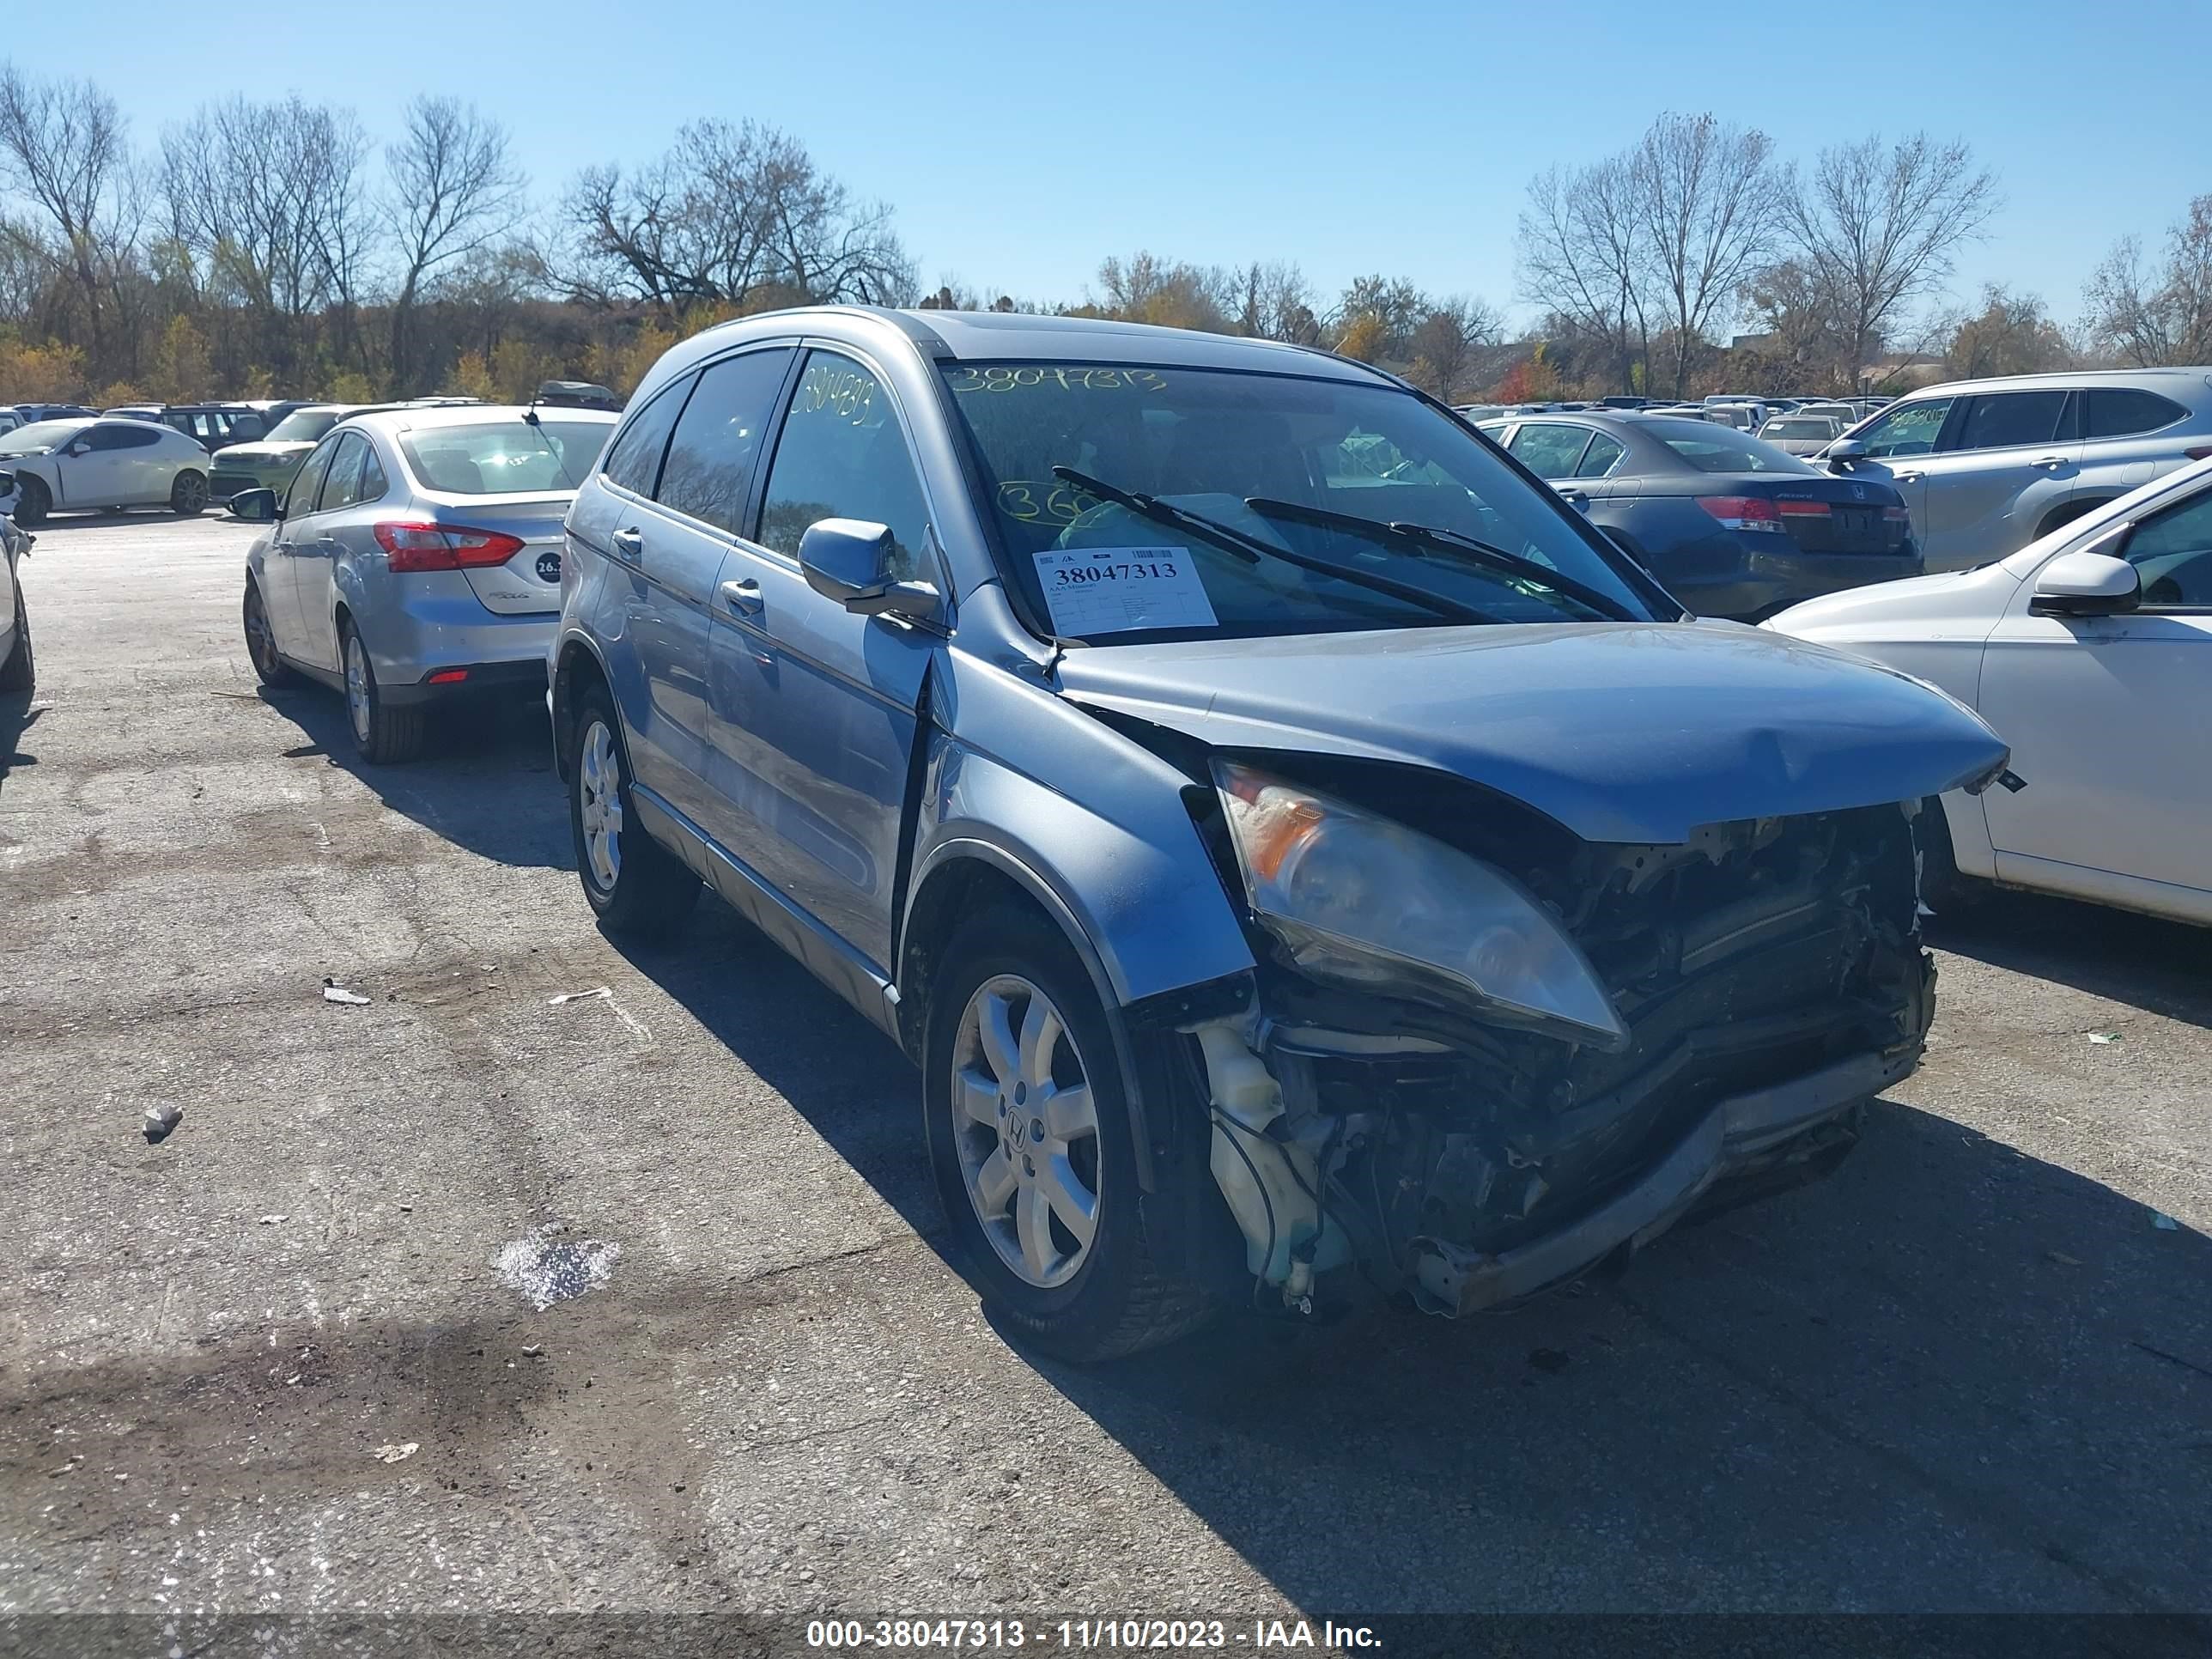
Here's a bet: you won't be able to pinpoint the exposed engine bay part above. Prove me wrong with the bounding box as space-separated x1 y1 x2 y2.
1194 1021 1350 1304
1183 798 1937 1316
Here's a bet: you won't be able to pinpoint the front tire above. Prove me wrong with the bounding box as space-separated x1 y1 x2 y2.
171 471 210 516
924 908 1212 1362
568 682 698 937
339 618 423 764
242 580 295 687
14 477 49 527
0 577 32 694
1917 794 1984 916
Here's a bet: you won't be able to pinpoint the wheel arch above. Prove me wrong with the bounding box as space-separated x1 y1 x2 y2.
2036 495 2117 540
903 839 1200 1195
550 631 614 785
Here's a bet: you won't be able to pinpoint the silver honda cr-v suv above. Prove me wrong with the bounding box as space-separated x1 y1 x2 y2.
550 307 2007 1361
1821 368 2212 572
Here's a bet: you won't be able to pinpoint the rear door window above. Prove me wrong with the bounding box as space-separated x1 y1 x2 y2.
1575 433 1626 477
2086 387 2190 440
1506 422 1593 480
655 349 793 535
1953 390 2069 453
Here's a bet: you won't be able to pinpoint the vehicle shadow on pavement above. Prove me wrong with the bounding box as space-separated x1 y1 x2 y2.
615 899 2212 1613
255 684 572 871
1929 893 2211 1031
1038 1103 2212 1615
0 693 41 790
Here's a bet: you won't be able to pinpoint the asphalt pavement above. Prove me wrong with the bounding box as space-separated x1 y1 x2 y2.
3 512 2209 1639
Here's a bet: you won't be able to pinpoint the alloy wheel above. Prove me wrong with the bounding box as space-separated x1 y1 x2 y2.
245 587 277 675
577 719 623 890
950 974 1102 1289
344 634 372 744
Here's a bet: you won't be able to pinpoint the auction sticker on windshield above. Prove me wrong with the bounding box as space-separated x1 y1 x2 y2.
1033 545 1218 636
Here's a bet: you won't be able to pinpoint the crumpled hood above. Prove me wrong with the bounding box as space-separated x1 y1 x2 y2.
1054 621 2009 844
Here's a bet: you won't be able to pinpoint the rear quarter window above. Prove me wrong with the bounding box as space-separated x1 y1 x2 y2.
2086 387 2190 441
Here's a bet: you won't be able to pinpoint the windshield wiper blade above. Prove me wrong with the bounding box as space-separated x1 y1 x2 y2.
1049 465 1262 562
1052 465 1498 626
1243 497 1640 622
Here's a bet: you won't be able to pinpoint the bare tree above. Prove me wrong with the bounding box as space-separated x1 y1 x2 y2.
1636 113 1778 397
1406 296 1505 400
161 94 371 381
562 120 911 315
1781 133 1999 388
0 64 141 369
1516 157 1653 393
1233 260 1321 343
384 97 525 392
2082 198 2212 367
1943 283 2072 379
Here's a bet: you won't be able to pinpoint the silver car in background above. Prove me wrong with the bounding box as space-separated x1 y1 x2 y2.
1759 413 1848 456
1820 368 2212 571
231 405 617 762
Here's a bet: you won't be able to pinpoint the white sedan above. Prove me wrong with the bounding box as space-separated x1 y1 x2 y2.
0 417 212 525
1769 457 2212 927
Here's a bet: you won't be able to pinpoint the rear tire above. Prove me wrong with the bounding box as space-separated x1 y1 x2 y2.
14 477 49 527
923 906 1213 1363
171 471 210 516
339 617 424 764
242 580 295 688
0 577 33 694
568 680 698 938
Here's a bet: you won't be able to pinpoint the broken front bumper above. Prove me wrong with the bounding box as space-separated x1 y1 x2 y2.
1410 1047 1913 1316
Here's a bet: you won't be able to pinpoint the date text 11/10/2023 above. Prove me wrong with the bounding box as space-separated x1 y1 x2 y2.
803 1617 1382 1650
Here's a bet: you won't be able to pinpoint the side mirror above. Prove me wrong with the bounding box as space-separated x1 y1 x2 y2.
797 517 942 623
229 487 281 524
2030 545 2139 617
64 441 89 458
1824 438 1866 471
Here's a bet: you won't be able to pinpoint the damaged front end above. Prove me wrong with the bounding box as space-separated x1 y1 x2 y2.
1176 759 1936 1320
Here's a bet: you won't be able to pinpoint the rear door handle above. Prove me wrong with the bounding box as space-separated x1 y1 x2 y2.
719 577 764 617
611 527 643 562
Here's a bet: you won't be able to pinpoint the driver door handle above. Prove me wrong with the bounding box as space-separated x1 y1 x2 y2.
719 577 763 617
611 527 643 562
2033 456 2069 470
1893 471 1924 483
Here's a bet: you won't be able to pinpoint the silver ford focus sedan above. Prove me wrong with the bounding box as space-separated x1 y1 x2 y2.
550 308 2010 1362
232 405 616 761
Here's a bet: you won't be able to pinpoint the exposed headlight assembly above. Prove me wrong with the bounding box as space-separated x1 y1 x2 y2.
1212 760 1628 1050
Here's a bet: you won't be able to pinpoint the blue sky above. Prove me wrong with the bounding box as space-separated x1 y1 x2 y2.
14 1 2204 329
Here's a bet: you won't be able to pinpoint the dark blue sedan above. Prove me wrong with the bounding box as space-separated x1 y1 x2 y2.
1476 410 1921 620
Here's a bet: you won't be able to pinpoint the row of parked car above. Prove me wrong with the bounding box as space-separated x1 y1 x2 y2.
194 307 2203 1364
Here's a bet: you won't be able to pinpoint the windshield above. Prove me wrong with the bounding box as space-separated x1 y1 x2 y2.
1764 418 1835 440
267 409 346 444
1646 420 1819 476
4 420 89 451
940 362 1657 642
397 419 612 494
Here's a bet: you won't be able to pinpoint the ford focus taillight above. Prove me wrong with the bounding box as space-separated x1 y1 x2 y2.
373 521 524 573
